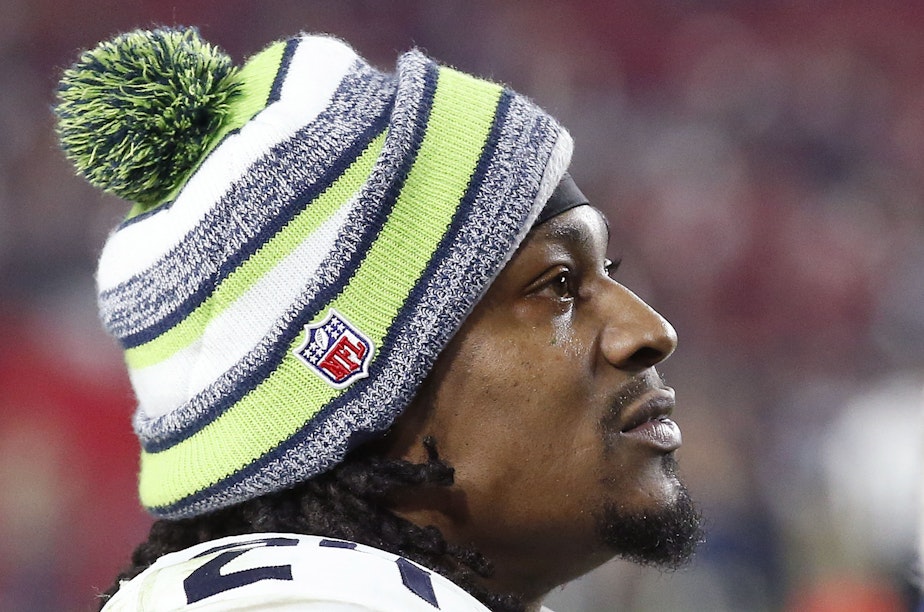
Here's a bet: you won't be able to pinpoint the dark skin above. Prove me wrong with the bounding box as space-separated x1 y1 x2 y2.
377 205 682 611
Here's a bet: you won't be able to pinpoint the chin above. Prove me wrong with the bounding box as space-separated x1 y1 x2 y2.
596 455 704 569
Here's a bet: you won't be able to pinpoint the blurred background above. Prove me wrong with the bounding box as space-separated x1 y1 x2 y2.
1 1 922 610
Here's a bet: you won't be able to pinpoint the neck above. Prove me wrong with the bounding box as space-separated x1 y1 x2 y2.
391 503 613 610
473 536 613 607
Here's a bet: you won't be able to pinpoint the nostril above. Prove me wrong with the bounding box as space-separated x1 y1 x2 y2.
629 346 667 369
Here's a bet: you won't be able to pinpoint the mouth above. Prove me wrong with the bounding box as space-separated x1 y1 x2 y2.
617 387 682 452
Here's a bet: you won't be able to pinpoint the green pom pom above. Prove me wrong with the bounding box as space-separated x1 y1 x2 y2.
55 27 241 207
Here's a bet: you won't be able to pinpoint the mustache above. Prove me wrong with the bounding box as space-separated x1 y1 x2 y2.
600 371 670 434
609 371 669 414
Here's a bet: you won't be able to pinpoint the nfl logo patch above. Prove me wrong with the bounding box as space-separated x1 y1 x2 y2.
294 308 374 388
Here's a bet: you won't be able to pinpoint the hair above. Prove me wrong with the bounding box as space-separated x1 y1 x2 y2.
98 437 524 612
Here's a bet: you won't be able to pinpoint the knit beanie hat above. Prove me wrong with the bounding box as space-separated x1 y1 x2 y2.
55 27 572 519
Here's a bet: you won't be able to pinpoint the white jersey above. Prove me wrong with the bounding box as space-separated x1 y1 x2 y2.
101 532 523 611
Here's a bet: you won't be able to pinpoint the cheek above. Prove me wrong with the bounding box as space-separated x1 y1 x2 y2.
452 334 589 433
444 344 603 492
428 318 604 466
550 313 577 352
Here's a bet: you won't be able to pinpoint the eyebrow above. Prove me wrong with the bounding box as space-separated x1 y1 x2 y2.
540 209 610 251
544 223 596 249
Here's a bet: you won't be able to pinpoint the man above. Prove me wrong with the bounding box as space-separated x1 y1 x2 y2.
55 26 702 611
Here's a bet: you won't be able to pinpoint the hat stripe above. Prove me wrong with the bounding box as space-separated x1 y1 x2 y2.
100 64 394 347
266 37 298 104
95 36 365 296
139 63 504 510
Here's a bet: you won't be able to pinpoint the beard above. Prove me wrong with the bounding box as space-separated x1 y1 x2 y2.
595 455 704 569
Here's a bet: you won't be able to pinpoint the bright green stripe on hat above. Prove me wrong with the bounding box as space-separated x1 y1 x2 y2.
125 40 289 220
124 130 387 371
223 40 291 131
139 65 503 510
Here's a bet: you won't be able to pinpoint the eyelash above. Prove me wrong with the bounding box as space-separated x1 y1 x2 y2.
605 258 622 278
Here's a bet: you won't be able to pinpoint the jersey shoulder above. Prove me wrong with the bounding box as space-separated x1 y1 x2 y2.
102 532 491 611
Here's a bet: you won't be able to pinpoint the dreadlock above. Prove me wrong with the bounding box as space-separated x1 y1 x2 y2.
97 437 524 612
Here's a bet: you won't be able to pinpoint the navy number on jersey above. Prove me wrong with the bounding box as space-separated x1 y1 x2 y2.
184 536 299 604
319 539 440 608
183 535 441 608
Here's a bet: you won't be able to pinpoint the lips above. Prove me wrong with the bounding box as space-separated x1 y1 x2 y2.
618 388 682 452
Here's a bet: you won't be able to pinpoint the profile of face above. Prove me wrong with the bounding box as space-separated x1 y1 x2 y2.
382 204 702 601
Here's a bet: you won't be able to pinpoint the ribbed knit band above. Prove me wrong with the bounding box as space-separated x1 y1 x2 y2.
80 32 571 518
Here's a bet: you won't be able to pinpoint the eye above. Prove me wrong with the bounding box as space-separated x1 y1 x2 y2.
525 266 579 305
547 269 575 300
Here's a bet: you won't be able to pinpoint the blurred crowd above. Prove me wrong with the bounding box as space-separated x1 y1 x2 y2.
0 1 921 610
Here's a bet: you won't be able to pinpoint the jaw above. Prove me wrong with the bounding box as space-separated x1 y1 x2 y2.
595 458 703 570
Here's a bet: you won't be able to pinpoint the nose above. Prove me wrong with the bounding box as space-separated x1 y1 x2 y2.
599 284 677 372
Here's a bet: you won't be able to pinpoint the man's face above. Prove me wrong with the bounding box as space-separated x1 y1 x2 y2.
384 205 701 596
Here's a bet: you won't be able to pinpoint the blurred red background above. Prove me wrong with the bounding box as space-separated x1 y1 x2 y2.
1 1 921 610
